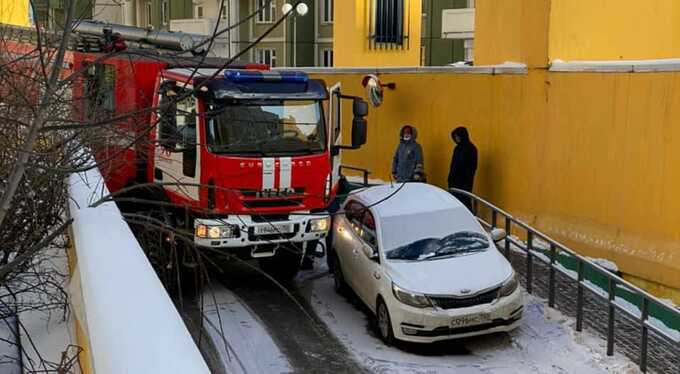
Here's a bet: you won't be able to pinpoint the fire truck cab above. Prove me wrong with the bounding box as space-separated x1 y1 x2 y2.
147 67 367 277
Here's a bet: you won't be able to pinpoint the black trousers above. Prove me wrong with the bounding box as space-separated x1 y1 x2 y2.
450 186 473 212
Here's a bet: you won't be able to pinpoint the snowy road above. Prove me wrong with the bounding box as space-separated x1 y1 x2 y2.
309 275 637 374
199 257 639 374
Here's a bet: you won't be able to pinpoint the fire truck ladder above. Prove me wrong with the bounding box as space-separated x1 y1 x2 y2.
1 20 208 55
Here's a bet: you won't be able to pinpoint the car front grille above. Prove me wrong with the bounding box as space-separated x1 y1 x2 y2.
429 287 500 310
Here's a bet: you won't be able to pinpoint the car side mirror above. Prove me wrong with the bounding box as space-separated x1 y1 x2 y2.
491 228 507 242
362 245 379 261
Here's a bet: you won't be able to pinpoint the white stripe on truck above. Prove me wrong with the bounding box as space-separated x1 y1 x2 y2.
279 157 292 189
262 157 275 189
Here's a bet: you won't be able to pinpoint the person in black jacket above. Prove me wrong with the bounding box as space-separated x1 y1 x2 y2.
448 127 478 211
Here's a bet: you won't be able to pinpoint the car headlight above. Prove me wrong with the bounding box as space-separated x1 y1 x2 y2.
392 283 432 308
195 224 238 239
499 272 519 298
307 217 330 233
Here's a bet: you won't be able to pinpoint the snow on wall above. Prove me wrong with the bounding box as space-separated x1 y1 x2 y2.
67 169 210 374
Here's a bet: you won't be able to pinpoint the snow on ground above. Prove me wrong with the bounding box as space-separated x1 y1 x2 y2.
310 275 639 374
200 285 292 374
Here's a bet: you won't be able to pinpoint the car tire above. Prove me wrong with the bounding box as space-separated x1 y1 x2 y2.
332 253 348 295
376 298 395 345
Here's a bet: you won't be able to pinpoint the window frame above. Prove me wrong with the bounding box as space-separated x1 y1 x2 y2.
344 200 379 252
373 0 405 45
161 0 169 25
255 48 277 67
321 48 333 67
256 0 276 24
194 5 204 18
145 2 152 27
321 0 333 24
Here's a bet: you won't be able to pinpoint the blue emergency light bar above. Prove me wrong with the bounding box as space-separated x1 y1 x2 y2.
224 70 309 83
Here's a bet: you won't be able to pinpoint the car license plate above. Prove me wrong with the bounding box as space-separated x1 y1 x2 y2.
255 223 293 235
451 313 491 328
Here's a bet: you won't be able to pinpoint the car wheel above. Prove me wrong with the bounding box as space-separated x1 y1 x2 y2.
376 298 395 345
332 254 348 295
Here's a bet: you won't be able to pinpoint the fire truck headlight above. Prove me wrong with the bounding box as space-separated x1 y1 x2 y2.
196 224 238 239
307 217 330 233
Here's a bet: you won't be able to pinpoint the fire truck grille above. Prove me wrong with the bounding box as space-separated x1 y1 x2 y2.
429 287 500 310
240 188 305 198
242 199 304 209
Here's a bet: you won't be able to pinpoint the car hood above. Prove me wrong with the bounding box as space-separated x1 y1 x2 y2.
384 248 514 296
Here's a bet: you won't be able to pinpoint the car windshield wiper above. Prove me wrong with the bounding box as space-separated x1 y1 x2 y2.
424 246 487 261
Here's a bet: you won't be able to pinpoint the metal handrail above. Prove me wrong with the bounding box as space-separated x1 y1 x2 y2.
450 188 679 373
339 165 371 187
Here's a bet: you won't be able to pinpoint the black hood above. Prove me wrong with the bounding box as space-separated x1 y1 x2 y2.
452 126 470 143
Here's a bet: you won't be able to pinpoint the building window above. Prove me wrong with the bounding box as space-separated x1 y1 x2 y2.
161 0 169 25
321 48 333 67
322 0 333 24
145 2 152 26
464 38 474 62
221 5 228 19
372 0 405 46
195 6 204 18
256 0 276 23
256 48 277 67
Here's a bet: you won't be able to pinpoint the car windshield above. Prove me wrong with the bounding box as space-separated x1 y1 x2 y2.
206 100 325 156
380 208 488 261
385 231 489 261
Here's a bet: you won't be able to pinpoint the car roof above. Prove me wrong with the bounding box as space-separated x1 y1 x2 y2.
351 183 466 219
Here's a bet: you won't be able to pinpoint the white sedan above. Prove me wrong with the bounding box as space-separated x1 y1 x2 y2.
330 183 523 344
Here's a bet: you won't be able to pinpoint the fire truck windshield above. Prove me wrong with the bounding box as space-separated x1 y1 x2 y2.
206 100 326 156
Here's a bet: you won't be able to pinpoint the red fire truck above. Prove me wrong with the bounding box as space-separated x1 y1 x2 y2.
4 21 369 279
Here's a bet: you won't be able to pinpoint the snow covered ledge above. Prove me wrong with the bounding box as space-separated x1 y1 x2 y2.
67 168 209 374
550 58 680 73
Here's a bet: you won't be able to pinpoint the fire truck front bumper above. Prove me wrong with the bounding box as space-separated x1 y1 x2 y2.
193 213 330 250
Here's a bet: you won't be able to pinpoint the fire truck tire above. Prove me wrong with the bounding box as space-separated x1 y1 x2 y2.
258 247 301 281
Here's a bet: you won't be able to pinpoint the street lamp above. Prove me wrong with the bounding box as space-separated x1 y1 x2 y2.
282 2 309 67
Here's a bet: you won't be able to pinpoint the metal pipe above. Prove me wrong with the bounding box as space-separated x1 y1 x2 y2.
640 297 649 372
504 217 511 257
72 20 202 52
549 243 556 307
576 261 584 332
607 278 615 356
526 231 533 294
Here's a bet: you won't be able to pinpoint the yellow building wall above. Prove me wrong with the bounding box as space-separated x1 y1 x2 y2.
549 0 680 61
0 0 30 27
312 69 680 303
474 0 550 67
333 0 421 67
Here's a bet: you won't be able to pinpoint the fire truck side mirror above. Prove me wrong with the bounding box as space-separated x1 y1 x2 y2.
351 118 367 148
351 98 368 148
353 98 368 117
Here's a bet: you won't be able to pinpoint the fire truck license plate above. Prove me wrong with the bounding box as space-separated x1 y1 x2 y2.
451 313 490 328
255 224 294 235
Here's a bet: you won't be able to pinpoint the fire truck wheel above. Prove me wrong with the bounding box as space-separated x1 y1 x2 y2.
258 247 301 281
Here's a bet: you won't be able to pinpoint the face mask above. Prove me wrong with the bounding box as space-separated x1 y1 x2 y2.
402 134 412 141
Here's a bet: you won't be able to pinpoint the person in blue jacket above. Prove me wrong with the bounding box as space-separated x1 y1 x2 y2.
391 125 425 183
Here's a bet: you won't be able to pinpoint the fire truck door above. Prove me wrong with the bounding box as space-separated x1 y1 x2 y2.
154 85 201 201
329 83 342 184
